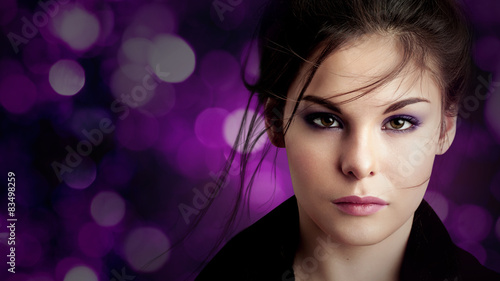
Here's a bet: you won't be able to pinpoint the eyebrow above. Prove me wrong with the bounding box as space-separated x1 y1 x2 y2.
302 95 342 114
301 95 430 115
382 97 430 114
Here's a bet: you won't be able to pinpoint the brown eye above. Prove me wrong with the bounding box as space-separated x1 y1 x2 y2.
321 116 335 127
390 119 405 129
385 118 412 130
312 115 340 128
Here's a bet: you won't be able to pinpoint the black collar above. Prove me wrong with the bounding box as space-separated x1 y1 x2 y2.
196 196 500 280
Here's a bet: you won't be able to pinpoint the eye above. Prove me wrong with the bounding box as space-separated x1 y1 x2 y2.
305 113 342 129
383 116 419 131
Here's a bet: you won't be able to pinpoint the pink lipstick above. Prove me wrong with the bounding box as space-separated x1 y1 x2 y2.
332 196 388 216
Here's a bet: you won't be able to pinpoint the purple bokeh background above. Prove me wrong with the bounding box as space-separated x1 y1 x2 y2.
0 0 499 280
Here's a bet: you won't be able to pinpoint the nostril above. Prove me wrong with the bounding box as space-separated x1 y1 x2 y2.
346 170 375 178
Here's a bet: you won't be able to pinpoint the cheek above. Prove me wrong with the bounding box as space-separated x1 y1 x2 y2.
284 124 336 194
385 134 438 188
284 125 438 193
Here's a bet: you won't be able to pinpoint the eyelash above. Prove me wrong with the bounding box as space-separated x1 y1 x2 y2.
304 113 421 133
382 115 421 133
304 113 343 130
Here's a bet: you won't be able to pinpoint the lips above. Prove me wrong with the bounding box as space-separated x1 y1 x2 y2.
332 196 388 216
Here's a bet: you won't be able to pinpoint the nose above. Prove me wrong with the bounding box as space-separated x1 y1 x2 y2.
340 129 378 180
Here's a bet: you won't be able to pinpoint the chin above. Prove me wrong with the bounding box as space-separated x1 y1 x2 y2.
324 224 395 246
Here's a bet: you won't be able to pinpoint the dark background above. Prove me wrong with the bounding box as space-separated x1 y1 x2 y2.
0 0 499 280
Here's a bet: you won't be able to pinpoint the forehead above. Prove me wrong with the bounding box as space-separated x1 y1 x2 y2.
293 34 441 106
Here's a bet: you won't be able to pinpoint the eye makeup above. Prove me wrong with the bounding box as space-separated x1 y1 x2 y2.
381 115 422 133
304 112 344 130
302 112 422 133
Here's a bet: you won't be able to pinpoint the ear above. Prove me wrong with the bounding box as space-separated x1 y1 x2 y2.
264 98 286 148
436 114 457 155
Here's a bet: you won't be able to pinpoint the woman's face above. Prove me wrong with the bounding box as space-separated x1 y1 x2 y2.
280 34 456 246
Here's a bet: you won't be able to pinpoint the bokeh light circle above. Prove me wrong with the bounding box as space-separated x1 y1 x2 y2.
423 191 449 221
61 157 96 190
68 108 112 139
124 227 170 272
223 108 267 153
119 63 154 82
90 191 126 227
53 7 100 51
454 204 493 242
148 34 195 83
246 161 286 211
121 38 153 64
123 3 177 40
63 265 98 281
195 107 229 148
49 59 85 96
240 40 260 84
109 66 155 107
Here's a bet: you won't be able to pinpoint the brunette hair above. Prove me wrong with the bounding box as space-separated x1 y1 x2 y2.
253 0 472 140
190 0 472 271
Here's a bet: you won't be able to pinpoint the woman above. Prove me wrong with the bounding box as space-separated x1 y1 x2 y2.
195 0 500 280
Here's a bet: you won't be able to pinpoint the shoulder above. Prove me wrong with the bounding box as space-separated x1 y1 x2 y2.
404 200 500 281
455 246 500 281
195 196 299 281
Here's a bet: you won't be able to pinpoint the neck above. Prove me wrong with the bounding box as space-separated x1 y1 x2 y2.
293 211 413 281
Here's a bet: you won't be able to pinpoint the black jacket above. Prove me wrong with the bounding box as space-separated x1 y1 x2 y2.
196 196 500 280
